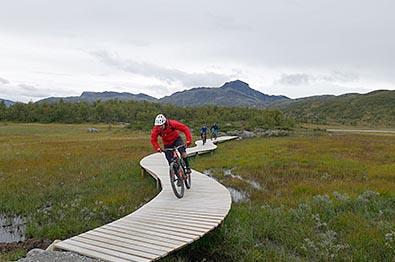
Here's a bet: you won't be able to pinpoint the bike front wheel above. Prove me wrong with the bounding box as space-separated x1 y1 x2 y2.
169 162 184 198
184 171 191 189
180 159 191 189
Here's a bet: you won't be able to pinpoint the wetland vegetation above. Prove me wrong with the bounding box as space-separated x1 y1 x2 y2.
1 123 394 261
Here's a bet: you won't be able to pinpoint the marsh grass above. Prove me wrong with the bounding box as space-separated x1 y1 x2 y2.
0 248 25 261
0 123 157 241
170 132 395 261
1 124 394 261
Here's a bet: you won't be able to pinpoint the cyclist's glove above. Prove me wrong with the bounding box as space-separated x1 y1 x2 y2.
156 148 162 152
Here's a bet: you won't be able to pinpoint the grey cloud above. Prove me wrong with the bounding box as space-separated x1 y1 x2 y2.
145 85 173 98
1 0 395 72
0 77 10 84
320 71 359 83
208 13 253 31
33 71 72 77
17 84 52 97
0 0 394 101
124 39 151 47
277 71 360 86
278 73 314 86
91 50 232 87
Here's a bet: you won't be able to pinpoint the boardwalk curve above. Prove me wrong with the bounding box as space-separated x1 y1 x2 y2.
54 136 238 261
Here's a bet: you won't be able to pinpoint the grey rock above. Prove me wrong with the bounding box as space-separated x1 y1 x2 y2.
241 130 256 138
18 250 104 262
87 128 98 133
26 248 45 257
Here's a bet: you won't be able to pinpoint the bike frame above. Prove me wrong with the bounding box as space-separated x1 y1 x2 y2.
201 132 207 144
163 144 186 172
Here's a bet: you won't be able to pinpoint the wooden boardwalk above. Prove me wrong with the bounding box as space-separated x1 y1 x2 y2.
54 136 238 261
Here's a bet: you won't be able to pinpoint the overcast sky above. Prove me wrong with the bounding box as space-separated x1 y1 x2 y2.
1 0 394 102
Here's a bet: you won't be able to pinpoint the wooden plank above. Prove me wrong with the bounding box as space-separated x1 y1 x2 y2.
79 233 166 256
118 219 207 234
116 220 201 238
100 225 187 246
153 207 226 217
131 213 218 227
108 223 193 242
85 231 170 253
70 236 158 259
124 215 213 231
56 241 137 262
145 205 230 213
94 227 179 249
136 211 222 224
138 209 225 220
65 239 150 262
138 209 226 221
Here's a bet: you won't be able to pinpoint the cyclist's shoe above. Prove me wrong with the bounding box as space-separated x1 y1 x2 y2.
177 179 182 187
185 168 192 174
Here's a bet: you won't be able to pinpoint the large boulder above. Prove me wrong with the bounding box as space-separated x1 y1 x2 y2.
241 130 256 138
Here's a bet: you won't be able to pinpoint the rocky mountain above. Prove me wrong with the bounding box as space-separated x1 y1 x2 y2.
0 98 15 107
38 91 158 103
159 80 289 107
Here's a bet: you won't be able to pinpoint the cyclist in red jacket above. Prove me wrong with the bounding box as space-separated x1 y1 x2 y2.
151 114 192 174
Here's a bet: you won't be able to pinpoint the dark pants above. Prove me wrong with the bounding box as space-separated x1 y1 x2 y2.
164 136 187 165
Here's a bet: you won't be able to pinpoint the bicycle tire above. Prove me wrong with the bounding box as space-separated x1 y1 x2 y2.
169 162 184 198
180 158 191 189
184 171 191 189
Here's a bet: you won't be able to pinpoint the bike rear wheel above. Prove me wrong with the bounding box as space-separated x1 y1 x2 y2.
170 162 184 198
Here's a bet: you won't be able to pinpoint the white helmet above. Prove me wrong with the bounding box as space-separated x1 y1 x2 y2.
154 114 167 126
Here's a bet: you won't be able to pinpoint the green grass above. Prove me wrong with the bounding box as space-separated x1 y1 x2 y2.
0 248 25 261
1 124 394 261
0 123 157 240
169 132 395 261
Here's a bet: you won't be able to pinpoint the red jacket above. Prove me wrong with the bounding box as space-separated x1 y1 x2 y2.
150 119 192 151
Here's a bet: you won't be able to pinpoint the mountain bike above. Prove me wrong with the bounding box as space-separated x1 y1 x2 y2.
163 144 191 198
211 130 218 141
201 132 207 145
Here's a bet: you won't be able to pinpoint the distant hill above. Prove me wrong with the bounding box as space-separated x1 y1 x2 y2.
271 90 395 126
38 91 158 103
159 80 289 107
0 98 15 107
36 80 288 107
5 81 395 127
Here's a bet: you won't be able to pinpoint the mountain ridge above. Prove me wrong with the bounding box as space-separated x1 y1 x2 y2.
35 80 289 107
0 98 15 107
38 91 158 104
159 80 289 107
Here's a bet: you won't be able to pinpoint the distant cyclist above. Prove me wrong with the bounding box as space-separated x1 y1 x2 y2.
151 114 192 174
210 123 219 140
200 125 208 145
